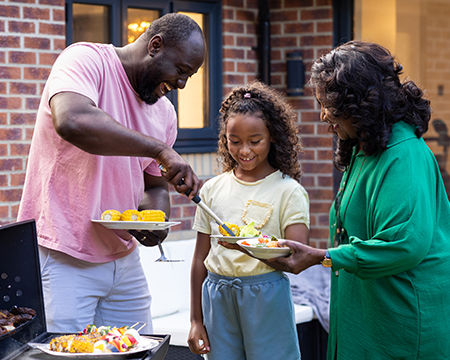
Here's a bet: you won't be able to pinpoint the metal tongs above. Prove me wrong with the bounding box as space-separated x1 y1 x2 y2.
158 164 235 236
190 194 235 236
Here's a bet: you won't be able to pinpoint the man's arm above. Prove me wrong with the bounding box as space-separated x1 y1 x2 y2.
50 91 200 197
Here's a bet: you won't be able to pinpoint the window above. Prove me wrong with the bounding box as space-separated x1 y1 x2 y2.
65 0 222 153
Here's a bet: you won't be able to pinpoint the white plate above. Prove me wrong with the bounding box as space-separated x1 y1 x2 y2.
28 336 159 359
237 239 291 259
91 220 181 231
210 235 257 244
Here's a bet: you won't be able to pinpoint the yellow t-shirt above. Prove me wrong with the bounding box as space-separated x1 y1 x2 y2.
193 170 310 277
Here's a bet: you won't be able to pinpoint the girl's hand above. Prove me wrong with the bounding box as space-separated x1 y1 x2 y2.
265 240 326 274
187 321 210 354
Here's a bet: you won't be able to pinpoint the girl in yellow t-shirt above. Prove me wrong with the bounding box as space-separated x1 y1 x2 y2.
188 81 309 360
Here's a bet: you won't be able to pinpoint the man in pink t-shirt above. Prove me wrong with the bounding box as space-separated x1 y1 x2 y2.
17 13 205 333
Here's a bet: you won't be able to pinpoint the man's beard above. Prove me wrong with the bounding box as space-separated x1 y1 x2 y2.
135 77 160 105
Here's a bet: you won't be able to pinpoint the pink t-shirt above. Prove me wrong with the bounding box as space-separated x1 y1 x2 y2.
17 43 177 263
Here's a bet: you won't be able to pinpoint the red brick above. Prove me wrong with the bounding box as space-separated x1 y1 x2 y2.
23 6 50 20
170 194 190 205
274 37 298 47
25 128 34 140
223 74 245 84
301 8 332 21
246 49 257 61
0 82 5 94
53 38 66 51
0 174 7 187
10 82 37 95
308 189 334 200
236 36 256 47
302 160 333 173
0 128 21 140
317 21 333 33
0 5 20 17
289 98 316 109
301 149 315 161
39 23 64 36
0 188 23 202
301 175 314 187
286 0 313 6
300 111 320 122
24 67 51 80
301 35 332 47
270 23 282 36
223 60 235 72
270 75 283 86
9 51 36 65
222 8 233 20
272 10 299 22
245 23 257 35
0 97 22 110
223 48 245 59
52 8 65 21
0 36 21 48
11 204 20 219
271 62 286 73
285 22 314 34
310 228 331 239
223 21 244 34
10 143 31 157
0 20 4 32
223 34 234 46
317 123 332 135
11 112 36 125
39 0 64 5
236 9 256 22
0 205 9 218
316 0 332 5
24 37 51 50
237 62 257 73
302 136 333 148
311 201 333 213
0 158 22 171
182 205 196 218
318 175 333 186
38 52 59 66
26 97 41 110
271 49 282 61
268 0 283 9
8 21 36 34
10 173 26 187
0 113 6 125
0 144 7 156
297 123 315 135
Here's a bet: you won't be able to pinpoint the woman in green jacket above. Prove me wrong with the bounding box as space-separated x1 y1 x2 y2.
271 41 450 359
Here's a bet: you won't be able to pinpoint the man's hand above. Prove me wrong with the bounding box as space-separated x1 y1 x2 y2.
156 148 200 199
128 229 168 247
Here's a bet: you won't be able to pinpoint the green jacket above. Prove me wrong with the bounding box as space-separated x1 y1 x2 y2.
328 121 450 360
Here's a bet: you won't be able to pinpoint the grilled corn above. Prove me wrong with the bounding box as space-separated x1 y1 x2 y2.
100 210 121 221
218 222 240 236
140 210 166 222
121 209 141 221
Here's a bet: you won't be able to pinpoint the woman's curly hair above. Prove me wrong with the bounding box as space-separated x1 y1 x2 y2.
218 81 302 181
310 40 431 171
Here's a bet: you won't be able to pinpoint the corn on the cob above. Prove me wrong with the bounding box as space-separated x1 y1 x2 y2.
140 210 165 222
218 222 240 236
120 209 141 221
100 210 121 221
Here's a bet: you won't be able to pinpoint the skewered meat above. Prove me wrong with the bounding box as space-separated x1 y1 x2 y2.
0 306 36 336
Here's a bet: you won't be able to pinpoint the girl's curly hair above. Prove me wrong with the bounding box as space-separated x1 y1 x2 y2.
310 40 431 171
218 81 302 181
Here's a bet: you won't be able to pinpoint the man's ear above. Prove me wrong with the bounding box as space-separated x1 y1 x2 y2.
148 34 163 57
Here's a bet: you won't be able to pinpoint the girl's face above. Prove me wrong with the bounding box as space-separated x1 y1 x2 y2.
315 89 357 140
226 112 274 181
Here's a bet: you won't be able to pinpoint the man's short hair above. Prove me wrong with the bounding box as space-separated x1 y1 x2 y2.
144 13 203 45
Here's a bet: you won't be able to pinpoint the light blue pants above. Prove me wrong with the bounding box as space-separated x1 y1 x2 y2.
38 246 152 333
202 271 301 360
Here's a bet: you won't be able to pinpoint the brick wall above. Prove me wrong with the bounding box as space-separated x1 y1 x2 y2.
0 0 65 224
216 0 334 248
0 0 335 248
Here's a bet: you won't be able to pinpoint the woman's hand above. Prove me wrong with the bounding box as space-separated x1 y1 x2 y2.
266 240 326 274
187 321 210 355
